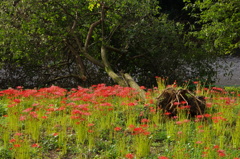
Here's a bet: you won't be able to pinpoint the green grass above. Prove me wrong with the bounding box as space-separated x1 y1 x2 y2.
0 84 239 159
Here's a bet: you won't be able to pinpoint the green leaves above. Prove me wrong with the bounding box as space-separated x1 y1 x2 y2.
185 0 240 54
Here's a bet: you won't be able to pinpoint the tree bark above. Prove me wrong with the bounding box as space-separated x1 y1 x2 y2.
101 46 128 87
123 73 146 100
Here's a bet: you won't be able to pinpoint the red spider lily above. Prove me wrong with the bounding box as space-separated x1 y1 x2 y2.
22 107 33 113
196 115 204 119
39 85 67 96
88 123 95 127
213 145 219 149
53 133 58 137
193 81 199 84
41 116 48 119
14 144 21 148
204 114 211 118
141 118 150 123
173 102 181 105
0 88 19 96
164 112 171 115
19 115 27 121
217 150 226 157
125 153 134 159
16 86 23 90
114 127 122 131
31 143 40 148
9 139 16 143
13 99 21 103
212 116 227 123
88 129 94 133
179 105 191 109
127 102 138 106
177 131 183 135
158 156 169 159
176 121 183 125
14 133 22 136
29 111 38 118
196 141 203 144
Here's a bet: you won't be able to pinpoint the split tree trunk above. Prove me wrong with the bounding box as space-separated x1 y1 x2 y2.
101 46 146 101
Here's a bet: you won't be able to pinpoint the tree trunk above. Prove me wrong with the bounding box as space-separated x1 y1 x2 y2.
101 46 146 100
123 73 146 100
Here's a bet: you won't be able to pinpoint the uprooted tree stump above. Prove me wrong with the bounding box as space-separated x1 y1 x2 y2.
156 87 206 117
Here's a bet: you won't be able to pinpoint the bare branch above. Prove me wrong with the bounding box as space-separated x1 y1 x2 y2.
65 40 87 80
84 19 102 49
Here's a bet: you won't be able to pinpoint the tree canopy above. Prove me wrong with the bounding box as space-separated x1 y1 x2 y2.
0 0 237 90
184 0 240 54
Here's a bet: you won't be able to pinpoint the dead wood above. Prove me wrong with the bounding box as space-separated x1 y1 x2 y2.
156 87 206 117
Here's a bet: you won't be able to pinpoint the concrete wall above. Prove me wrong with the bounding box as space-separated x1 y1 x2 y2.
214 56 240 86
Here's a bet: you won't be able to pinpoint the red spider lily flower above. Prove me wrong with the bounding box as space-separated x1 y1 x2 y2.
213 145 219 149
19 115 27 121
140 86 146 89
114 127 122 131
16 86 23 90
158 156 169 159
176 121 182 125
196 141 203 144
164 112 171 115
140 124 148 128
88 123 95 127
13 99 21 103
29 111 38 118
127 102 137 106
218 150 226 157
141 118 150 123
128 124 136 131
181 101 187 104
22 107 33 113
31 143 40 148
143 131 151 135
14 144 21 148
204 114 211 118
88 129 94 133
9 139 16 143
41 116 48 119
125 153 134 159
53 133 59 137
196 115 204 119
14 133 22 136
177 131 183 135
183 119 190 123
173 102 181 105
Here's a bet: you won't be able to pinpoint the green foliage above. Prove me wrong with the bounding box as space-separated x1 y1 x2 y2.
184 0 240 54
224 86 240 93
0 0 219 88
0 147 12 159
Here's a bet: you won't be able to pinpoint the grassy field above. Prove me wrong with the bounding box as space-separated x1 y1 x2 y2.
0 82 239 159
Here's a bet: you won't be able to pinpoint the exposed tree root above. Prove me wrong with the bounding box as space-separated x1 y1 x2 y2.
156 87 206 117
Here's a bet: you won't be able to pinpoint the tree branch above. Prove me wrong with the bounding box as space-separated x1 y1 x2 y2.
84 19 102 50
74 36 104 68
65 40 87 81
